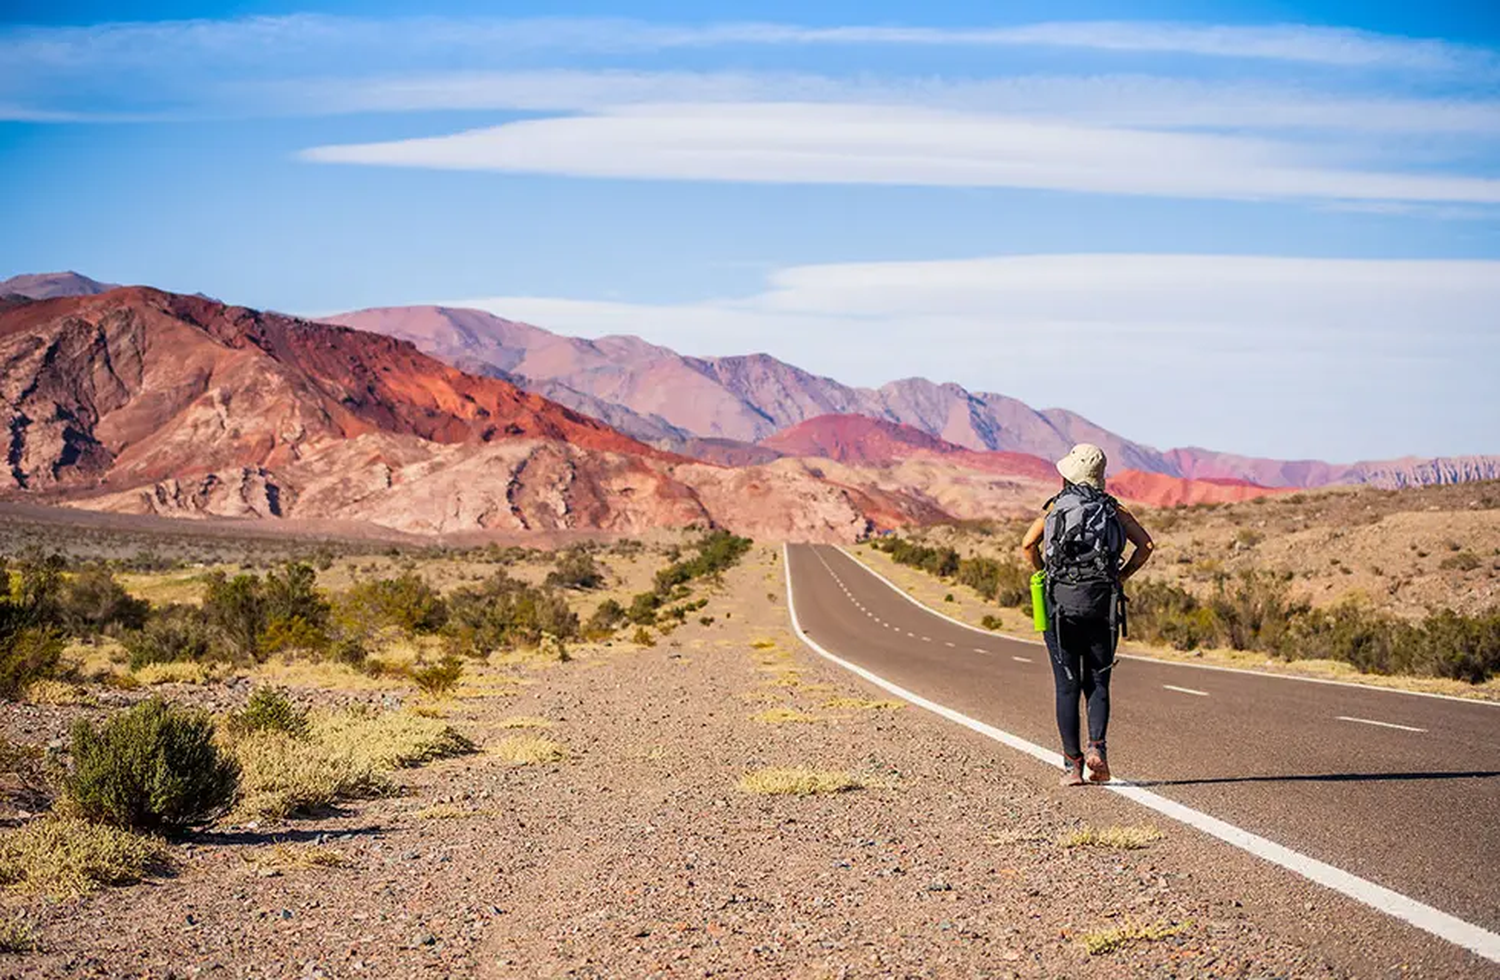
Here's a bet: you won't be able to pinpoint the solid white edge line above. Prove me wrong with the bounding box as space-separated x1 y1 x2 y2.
1012 656 1033 664
833 545 1498 708
787 544 1500 965
1337 716 1429 733
1164 684 1210 697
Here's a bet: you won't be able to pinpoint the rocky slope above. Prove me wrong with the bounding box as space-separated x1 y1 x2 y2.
0 290 911 541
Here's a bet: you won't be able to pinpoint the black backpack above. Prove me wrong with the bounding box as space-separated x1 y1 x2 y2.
1042 481 1126 622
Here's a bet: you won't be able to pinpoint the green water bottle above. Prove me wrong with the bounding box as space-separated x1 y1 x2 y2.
1030 570 1049 632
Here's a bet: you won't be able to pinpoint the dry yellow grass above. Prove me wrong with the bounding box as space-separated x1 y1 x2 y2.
737 767 862 795
245 842 344 872
252 656 408 693
132 661 227 685
0 915 34 954
493 735 567 765
117 570 215 606
1082 921 1187 955
822 697 904 711
751 707 821 725
230 708 473 820
761 674 803 689
23 679 95 706
0 818 168 898
1059 825 1164 850
495 716 553 729
750 640 778 650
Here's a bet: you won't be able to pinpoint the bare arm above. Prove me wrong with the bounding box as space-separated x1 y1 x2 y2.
1020 515 1046 571
1116 506 1155 582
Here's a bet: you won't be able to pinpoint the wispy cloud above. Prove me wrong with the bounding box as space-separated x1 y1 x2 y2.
435 254 1500 460
301 102 1500 205
4 15 1491 71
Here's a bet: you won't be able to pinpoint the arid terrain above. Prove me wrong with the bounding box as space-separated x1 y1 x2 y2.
0 513 1491 979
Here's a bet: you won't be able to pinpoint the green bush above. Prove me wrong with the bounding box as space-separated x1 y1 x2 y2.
121 606 216 670
229 687 309 738
623 532 752 626
66 698 240 834
584 599 626 638
0 627 64 699
444 572 578 656
335 573 447 636
203 563 330 661
258 615 330 655
410 656 463 697
545 550 605 591
57 565 149 636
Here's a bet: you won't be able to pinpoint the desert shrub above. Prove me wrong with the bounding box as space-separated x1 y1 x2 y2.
1127 580 1218 652
584 598 626 638
444 572 578 656
230 732 391 820
330 635 368 668
229 687 309 738
203 563 329 661
410 656 464 697
624 532 752 626
877 538 1030 607
1207 572 1306 652
631 626 655 647
0 817 169 898
545 549 605 591
56 565 149 636
121 606 216 669
980 615 1004 630
65 697 240 834
0 628 64 700
1440 551 1482 572
335 573 446 636
258 614 329 655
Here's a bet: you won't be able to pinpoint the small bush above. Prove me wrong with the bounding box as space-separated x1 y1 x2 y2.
122 605 216 669
229 688 309 738
444 572 578 656
1441 552 1482 572
0 817 169 898
1059 825 1164 850
410 656 463 698
545 550 605 591
57 565 149 636
1083 921 1187 956
943 593 955 603
0 915 34 953
66 698 240 834
231 732 392 821
584 598 626 638
258 615 329 655
980 615 1003 631
493 735 566 765
631 626 655 647
335 574 447 636
0 628 63 700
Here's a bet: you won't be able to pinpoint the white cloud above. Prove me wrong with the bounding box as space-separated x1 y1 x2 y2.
435 254 1500 460
301 102 1500 205
238 70 1500 137
3 16 1489 71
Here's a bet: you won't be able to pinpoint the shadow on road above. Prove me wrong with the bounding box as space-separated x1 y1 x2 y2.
1130 770 1500 788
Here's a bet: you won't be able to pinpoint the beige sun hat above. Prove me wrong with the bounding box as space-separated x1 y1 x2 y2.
1056 443 1107 489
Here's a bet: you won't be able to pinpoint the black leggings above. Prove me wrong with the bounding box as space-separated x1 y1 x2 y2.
1044 616 1116 758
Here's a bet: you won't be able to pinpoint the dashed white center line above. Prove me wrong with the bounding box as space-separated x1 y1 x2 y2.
945 641 956 648
1012 656 1032 663
1163 684 1210 697
921 636 932 643
1337 716 1428 733
973 647 988 654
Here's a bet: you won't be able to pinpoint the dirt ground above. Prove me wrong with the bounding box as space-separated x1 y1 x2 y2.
2 545 1492 978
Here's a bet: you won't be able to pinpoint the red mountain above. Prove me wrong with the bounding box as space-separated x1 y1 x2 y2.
1106 470 1287 508
759 414 1058 480
0 289 912 541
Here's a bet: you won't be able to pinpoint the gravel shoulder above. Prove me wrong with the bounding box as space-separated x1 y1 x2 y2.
3 546 1491 977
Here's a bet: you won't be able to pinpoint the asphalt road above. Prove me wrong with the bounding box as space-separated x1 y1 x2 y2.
785 543 1500 941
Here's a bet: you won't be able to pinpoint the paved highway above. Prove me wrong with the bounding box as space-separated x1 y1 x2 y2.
785 542 1500 959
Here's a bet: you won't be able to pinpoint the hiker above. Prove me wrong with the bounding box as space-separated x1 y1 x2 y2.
1020 444 1153 786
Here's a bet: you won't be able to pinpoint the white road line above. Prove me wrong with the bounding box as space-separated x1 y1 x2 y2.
832 545 1498 708
1337 716 1429 733
787 544 1500 965
973 647 988 654
921 636 932 643
945 641 956 648
1012 656 1033 664
1164 684 1210 697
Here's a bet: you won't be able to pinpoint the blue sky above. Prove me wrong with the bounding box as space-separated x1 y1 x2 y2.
2 1 1497 462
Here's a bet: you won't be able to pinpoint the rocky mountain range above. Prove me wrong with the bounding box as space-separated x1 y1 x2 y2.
323 302 1500 491
0 286 942 540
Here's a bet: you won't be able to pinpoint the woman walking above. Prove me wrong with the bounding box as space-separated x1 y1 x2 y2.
1021 444 1154 786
